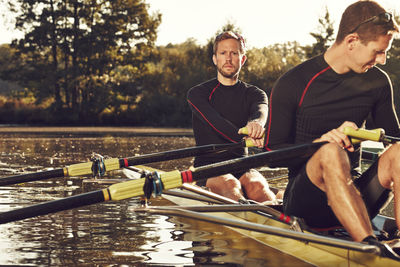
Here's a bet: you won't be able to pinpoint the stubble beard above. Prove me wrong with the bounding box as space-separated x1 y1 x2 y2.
217 65 240 79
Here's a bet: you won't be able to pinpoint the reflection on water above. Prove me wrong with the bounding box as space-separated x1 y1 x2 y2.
0 133 311 266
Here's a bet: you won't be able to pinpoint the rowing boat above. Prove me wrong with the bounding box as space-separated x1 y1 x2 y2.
162 188 398 266
80 166 400 267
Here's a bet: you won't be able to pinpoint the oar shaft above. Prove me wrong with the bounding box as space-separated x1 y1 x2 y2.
189 142 324 181
0 169 65 186
0 141 248 186
0 189 108 224
107 142 326 201
122 141 246 167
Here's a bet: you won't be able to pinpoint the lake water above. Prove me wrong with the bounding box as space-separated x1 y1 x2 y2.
0 132 314 266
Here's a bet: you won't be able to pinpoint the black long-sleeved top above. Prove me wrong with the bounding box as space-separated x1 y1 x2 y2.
265 55 400 172
187 78 268 166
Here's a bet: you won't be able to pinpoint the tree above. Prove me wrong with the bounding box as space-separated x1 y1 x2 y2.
3 0 161 123
133 39 213 126
303 7 335 59
242 42 305 95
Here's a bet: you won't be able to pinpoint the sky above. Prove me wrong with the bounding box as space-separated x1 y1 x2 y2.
1 1 400 48
145 0 400 48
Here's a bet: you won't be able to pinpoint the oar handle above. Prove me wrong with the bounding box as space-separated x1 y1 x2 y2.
238 127 265 137
244 139 256 147
239 127 265 147
343 127 384 144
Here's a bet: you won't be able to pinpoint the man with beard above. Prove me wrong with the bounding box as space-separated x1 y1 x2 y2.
187 31 276 203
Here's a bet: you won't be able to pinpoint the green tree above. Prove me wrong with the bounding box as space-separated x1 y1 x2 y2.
303 7 335 59
242 42 305 95
3 0 161 123
134 39 213 126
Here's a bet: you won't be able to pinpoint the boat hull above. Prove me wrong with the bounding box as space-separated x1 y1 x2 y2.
162 190 398 267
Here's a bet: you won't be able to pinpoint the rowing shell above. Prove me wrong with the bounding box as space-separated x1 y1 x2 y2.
84 167 400 267
162 188 399 266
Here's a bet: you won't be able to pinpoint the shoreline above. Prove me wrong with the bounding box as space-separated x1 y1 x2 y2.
0 126 194 137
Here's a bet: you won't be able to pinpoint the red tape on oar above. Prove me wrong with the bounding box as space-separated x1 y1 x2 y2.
181 170 193 183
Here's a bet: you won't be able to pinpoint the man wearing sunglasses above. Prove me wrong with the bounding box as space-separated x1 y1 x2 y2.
187 31 277 203
265 0 400 257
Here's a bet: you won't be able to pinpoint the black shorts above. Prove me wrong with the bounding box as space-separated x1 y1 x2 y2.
283 159 391 228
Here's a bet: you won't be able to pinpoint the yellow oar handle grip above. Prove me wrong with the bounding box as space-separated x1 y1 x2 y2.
343 127 384 144
238 127 249 135
239 127 264 148
245 139 256 147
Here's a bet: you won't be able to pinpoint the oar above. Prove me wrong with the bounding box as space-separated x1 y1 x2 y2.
0 141 325 224
344 127 400 145
0 139 254 186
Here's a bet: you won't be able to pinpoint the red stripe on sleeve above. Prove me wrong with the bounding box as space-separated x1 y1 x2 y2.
264 88 274 151
265 67 331 150
298 66 331 107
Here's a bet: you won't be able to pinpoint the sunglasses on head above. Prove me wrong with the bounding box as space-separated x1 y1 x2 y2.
349 12 393 33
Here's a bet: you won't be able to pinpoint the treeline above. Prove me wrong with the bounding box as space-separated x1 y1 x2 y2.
0 1 399 127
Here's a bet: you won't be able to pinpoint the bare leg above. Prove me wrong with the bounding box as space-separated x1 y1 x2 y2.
375 144 400 230
306 143 373 242
205 174 244 201
240 169 276 203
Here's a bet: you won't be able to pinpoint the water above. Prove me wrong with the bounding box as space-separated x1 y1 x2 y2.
0 132 311 266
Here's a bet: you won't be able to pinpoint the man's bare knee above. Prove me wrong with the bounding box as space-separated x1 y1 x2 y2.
240 170 265 184
307 143 351 191
206 175 240 190
378 143 400 188
318 143 348 164
205 175 243 201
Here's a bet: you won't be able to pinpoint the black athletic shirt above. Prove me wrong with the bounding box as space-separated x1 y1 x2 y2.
265 55 400 173
187 78 268 167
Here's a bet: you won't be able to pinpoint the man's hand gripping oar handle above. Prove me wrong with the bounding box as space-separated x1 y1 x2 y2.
239 127 265 147
344 127 399 145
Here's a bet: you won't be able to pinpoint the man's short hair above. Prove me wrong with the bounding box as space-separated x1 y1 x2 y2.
213 31 246 55
336 0 399 44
